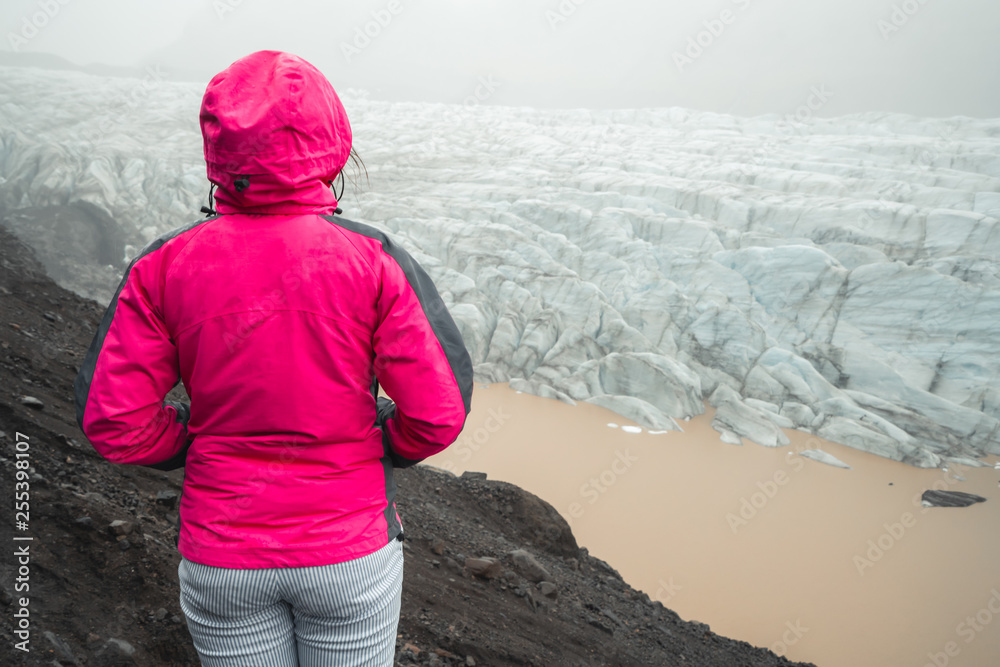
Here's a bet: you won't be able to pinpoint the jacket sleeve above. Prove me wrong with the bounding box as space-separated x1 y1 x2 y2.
74 250 191 469
372 238 473 467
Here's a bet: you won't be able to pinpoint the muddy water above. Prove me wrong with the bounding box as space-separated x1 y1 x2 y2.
425 383 1000 667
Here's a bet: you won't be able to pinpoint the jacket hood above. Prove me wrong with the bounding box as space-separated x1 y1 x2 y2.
200 51 352 215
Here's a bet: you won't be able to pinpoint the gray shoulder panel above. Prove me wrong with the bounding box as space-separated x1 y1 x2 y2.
320 215 474 414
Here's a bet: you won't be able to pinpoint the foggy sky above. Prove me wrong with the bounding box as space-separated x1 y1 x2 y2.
1 0 997 118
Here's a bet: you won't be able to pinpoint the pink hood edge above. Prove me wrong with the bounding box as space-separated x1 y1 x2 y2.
200 50 353 215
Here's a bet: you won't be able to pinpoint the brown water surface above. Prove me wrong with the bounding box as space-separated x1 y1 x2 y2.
426 384 1000 667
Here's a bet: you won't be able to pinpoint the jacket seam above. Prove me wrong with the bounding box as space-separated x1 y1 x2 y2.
161 219 225 296
172 306 373 339
322 216 380 278
319 215 473 414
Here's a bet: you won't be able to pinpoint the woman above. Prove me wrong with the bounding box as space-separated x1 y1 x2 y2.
75 50 473 666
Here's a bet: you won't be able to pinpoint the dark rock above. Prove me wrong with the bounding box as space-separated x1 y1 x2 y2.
461 471 488 480
510 549 552 583
922 490 987 507
98 638 136 657
602 607 624 627
19 395 44 409
539 581 559 600
588 618 615 635
155 489 179 508
109 519 134 535
74 516 93 529
43 631 79 665
465 557 503 579
503 487 579 558
118 539 132 551
690 621 712 635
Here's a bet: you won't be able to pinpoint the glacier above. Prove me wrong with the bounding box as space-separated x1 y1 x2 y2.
1 65 999 467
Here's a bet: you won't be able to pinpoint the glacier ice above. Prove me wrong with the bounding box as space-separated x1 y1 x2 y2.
1 65 999 467
799 449 852 470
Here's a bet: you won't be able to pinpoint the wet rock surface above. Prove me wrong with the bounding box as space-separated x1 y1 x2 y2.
0 226 814 665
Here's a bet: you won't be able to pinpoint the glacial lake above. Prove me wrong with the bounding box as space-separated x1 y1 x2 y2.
427 383 1000 667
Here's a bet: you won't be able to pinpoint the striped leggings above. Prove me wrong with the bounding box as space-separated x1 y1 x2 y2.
178 539 403 667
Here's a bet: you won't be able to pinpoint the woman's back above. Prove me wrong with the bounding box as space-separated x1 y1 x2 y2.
167 212 466 568
77 51 472 569
76 50 472 665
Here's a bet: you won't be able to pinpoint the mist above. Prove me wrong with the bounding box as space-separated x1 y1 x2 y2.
1 0 998 118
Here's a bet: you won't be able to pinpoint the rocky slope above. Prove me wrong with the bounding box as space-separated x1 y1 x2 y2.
0 226 812 666
2 64 999 468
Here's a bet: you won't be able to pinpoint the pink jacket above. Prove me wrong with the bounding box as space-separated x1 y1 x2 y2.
75 51 473 568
